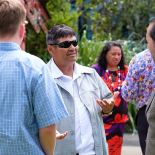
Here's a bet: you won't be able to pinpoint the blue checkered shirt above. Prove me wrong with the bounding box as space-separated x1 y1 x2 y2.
0 42 68 155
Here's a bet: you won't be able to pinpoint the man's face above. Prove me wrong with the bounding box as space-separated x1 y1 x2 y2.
48 35 78 67
146 23 155 60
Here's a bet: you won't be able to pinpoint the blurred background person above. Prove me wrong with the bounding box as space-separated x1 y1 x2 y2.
121 18 155 155
121 49 153 155
144 17 155 155
92 41 128 155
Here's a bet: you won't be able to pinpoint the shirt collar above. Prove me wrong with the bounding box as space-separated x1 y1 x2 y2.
0 42 21 52
47 58 94 79
48 59 64 79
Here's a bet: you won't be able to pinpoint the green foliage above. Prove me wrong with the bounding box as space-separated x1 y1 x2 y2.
77 31 103 66
78 31 146 67
46 0 78 31
26 0 149 62
125 102 137 133
26 1 78 62
121 39 146 64
77 0 155 40
26 25 50 62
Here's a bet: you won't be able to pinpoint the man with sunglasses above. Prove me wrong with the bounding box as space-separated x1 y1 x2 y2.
46 24 114 155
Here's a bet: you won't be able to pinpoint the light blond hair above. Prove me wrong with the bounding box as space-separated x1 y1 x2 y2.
0 0 26 37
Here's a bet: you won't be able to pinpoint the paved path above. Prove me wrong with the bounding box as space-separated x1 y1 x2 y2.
122 133 142 155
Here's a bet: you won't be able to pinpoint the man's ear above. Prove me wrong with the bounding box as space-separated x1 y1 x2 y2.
19 23 25 40
47 45 54 57
48 45 52 51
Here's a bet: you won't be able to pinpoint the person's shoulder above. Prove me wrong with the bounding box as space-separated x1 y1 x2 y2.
91 63 99 69
16 51 47 77
135 49 151 59
130 49 151 65
21 51 44 63
91 63 102 74
138 49 153 64
77 63 102 83
76 63 96 74
129 49 153 73
19 51 45 69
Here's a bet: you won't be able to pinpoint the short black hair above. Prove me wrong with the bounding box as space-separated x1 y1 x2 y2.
46 24 76 45
97 41 125 71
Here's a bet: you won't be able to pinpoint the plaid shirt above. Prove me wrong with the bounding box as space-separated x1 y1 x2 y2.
0 42 68 155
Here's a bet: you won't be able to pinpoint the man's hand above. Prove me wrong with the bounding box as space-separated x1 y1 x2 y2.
56 130 68 140
96 98 114 114
113 91 120 99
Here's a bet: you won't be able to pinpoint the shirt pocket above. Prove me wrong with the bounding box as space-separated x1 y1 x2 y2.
79 86 102 114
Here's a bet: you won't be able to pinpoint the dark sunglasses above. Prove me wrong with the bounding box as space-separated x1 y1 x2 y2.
50 40 78 48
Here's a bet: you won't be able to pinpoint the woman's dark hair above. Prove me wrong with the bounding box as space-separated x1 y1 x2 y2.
149 17 155 42
97 41 125 71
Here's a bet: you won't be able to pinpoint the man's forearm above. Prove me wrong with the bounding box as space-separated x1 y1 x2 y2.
39 124 56 155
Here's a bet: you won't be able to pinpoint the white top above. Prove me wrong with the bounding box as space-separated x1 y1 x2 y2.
48 59 95 155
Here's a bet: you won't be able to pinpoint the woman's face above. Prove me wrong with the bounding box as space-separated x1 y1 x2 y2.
146 23 155 60
106 46 122 68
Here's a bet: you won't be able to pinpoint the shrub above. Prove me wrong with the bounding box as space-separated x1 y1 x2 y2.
78 31 146 67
